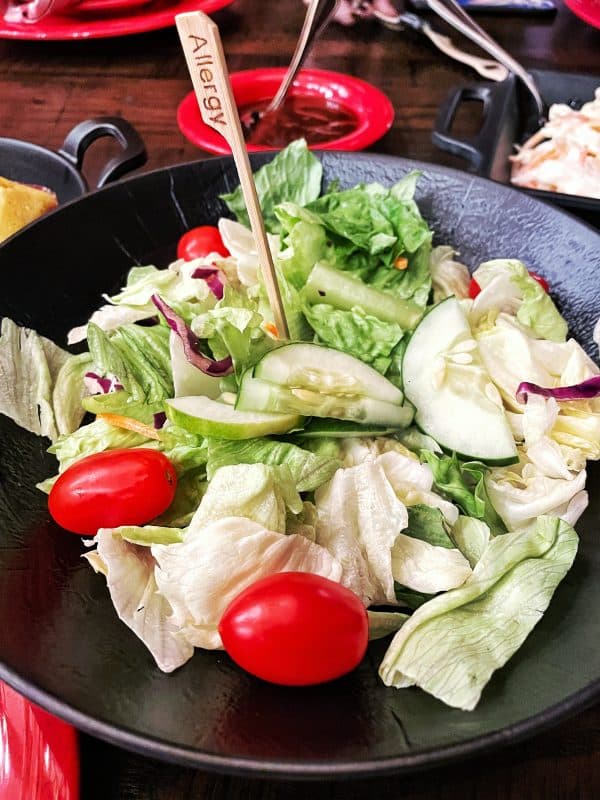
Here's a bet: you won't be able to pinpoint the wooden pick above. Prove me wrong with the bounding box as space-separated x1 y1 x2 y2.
175 11 290 340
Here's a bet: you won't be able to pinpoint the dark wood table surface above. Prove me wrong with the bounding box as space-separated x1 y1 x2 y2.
1 0 600 797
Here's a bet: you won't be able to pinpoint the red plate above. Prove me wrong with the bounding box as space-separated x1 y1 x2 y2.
0 681 79 799
0 0 233 40
177 68 395 153
563 0 600 28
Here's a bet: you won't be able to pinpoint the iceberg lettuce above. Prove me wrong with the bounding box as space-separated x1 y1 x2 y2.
430 246 471 303
0 317 84 441
89 529 194 673
471 259 568 341
190 463 302 534
380 516 578 710
153 517 341 650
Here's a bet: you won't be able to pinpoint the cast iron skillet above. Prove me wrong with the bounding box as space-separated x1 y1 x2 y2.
0 152 599 779
0 116 147 203
431 70 600 228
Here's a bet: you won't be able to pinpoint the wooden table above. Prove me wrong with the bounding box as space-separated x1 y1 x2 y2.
1 0 599 796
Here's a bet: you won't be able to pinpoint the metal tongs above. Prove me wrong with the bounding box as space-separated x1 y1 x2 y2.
422 0 546 122
354 1 507 82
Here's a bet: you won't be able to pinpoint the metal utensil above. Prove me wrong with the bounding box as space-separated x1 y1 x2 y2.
241 0 339 135
424 0 546 123
366 5 507 82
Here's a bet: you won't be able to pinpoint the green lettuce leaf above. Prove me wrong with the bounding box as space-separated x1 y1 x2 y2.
111 525 185 546
158 425 207 474
420 451 506 535
206 436 340 492
380 516 578 710
367 610 409 640
85 322 173 422
220 139 323 233
394 583 436 610
191 286 276 377
275 202 328 289
405 505 455 548
303 303 404 372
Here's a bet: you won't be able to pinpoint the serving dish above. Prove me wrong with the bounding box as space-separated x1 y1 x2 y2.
0 681 79 798
0 0 233 40
0 152 599 778
0 116 146 204
177 68 395 154
432 69 600 227
563 0 600 28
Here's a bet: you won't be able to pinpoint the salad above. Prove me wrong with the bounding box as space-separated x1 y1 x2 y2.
1 139 599 712
510 88 600 199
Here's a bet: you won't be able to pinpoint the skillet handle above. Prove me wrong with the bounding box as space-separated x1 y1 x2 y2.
58 116 147 189
431 84 496 175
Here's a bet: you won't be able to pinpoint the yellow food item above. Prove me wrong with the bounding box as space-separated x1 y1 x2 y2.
0 176 58 243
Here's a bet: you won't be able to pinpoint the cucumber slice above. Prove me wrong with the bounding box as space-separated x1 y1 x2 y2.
170 331 221 399
402 297 518 466
253 342 404 405
304 262 423 330
296 419 405 438
165 396 303 439
236 374 414 428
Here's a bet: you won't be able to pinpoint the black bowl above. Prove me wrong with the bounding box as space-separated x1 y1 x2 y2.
0 116 146 204
0 152 599 779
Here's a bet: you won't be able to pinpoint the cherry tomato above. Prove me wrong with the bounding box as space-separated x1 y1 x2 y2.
529 271 550 293
219 572 369 686
177 226 230 261
468 277 481 299
468 271 550 299
48 449 177 535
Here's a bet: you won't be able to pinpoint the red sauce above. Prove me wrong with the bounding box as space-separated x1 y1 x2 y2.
241 95 358 147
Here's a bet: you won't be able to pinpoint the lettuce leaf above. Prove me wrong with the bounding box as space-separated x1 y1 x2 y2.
303 303 404 371
152 516 341 650
420 450 506 535
0 317 78 441
380 516 578 710
391 534 471 594
472 259 568 342
314 457 409 606
404 504 455 548
47 417 153 473
84 322 173 422
191 286 276 376
206 436 340 492
220 139 323 233
430 246 471 303
89 530 194 673
451 516 491 568
367 610 409 640
191 463 302 534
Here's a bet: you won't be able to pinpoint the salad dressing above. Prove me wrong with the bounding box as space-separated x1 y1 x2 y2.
240 96 358 147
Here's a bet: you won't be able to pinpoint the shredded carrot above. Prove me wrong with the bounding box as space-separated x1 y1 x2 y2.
264 322 279 338
394 257 409 271
97 413 161 441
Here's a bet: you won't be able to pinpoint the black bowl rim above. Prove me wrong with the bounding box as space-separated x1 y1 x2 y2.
0 136 87 189
1 150 599 779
